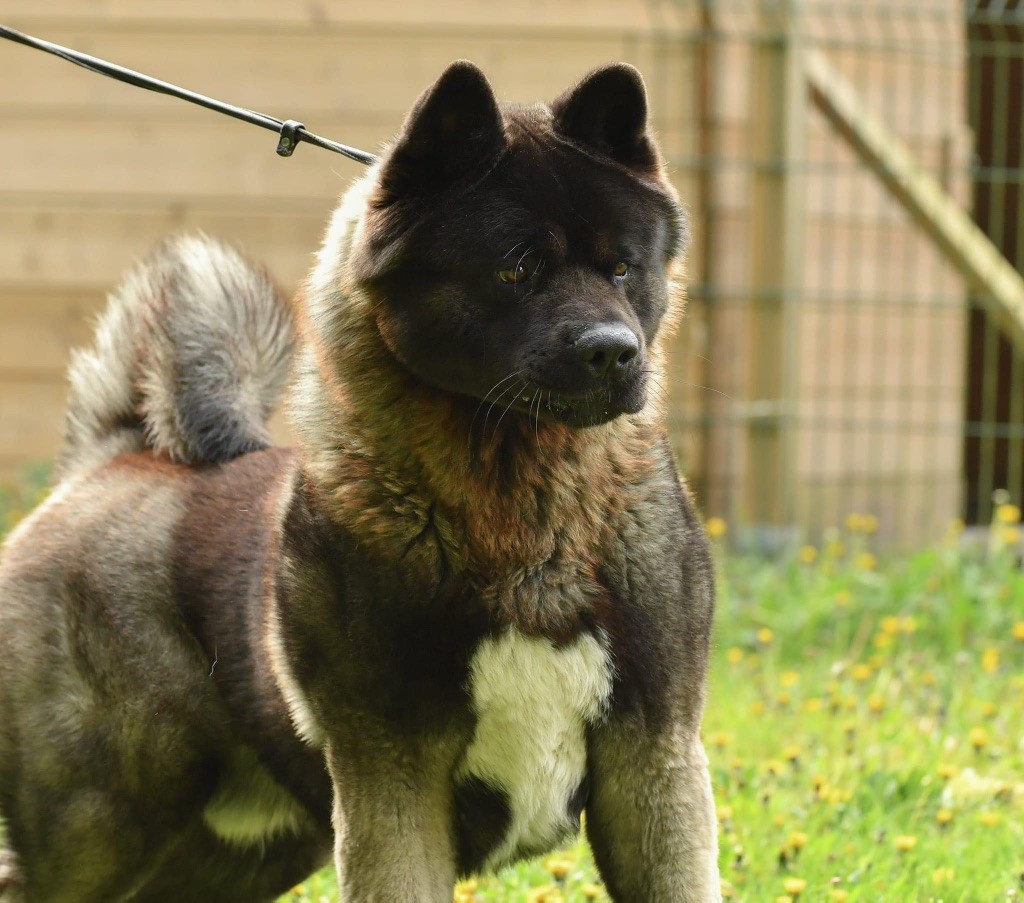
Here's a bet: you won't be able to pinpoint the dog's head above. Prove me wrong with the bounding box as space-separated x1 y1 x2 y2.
352 61 686 429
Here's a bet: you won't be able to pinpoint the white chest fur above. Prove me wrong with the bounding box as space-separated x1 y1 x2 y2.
457 629 614 869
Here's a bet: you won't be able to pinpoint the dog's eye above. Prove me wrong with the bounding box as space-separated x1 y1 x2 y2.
613 262 630 278
497 264 530 284
497 252 541 285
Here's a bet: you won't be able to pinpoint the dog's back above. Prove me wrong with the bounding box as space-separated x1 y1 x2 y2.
0 239 328 902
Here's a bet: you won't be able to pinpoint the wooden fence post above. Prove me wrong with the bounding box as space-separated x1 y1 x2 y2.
745 0 805 540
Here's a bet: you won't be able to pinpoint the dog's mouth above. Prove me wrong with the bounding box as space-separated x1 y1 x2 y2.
502 375 648 428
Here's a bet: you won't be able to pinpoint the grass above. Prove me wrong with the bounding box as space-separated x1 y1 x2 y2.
3 478 1024 901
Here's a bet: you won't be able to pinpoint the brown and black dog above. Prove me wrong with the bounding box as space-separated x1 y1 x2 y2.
0 62 719 901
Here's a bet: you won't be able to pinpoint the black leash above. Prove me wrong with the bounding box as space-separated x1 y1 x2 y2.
0 24 378 165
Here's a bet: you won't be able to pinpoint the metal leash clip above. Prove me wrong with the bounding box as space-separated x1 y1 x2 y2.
276 120 306 157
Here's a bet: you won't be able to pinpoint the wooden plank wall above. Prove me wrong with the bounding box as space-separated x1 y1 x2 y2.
0 1 706 481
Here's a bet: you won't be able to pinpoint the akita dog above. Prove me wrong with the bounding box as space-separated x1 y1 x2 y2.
0 62 719 901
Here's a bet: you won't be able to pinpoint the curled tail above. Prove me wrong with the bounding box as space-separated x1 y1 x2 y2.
60 234 294 476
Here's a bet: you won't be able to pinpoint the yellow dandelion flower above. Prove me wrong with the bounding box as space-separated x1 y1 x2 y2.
581 883 604 900
772 813 786 827
1013 621 1024 641
709 731 731 749
726 646 745 664
867 693 885 712
706 517 728 539
720 880 735 899
921 670 937 687
981 701 997 717
455 878 478 894
526 885 563 903
783 745 802 762
731 756 744 770
783 877 807 896
852 663 872 681
803 698 822 713
757 627 775 645
894 835 917 851
545 857 572 879
872 632 893 650
982 648 1000 673
935 808 954 825
831 891 849 902
996 503 1021 524
750 700 766 716
777 691 792 705
937 763 957 779
776 897 793 903
881 616 901 634
811 773 828 791
799 545 818 564
826 540 845 557
763 759 786 776
978 810 1001 826
779 670 800 688
834 591 852 609
861 514 879 533
844 513 864 532
856 552 877 570
789 830 809 850
932 867 954 884
718 805 733 822
1000 525 1021 545
969 726 990 750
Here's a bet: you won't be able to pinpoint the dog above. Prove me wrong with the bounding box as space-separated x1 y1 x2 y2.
0 61 719 901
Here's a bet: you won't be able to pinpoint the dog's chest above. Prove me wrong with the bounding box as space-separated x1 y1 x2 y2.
455 629 613 871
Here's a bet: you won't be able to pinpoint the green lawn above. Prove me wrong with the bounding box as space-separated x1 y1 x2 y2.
4 480 1024 901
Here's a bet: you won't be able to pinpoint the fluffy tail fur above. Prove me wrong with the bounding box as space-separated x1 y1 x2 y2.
60 234 294 476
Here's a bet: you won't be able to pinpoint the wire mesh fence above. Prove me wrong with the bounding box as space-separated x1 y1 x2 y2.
657 0 1024 549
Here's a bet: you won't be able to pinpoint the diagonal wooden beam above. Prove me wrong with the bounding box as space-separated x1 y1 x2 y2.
805 48 1024 350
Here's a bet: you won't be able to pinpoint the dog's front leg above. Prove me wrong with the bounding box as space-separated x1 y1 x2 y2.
586 718 721 902
325 729 456 903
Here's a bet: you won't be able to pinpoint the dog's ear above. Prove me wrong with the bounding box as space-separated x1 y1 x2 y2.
379 61 506 198
551 64 658 172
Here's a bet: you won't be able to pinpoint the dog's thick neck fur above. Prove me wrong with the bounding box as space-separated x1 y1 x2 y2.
290 170 681 593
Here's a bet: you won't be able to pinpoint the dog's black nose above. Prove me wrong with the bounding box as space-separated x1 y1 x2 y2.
575 324 640 378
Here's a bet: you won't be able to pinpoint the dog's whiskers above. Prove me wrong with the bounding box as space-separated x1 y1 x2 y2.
530 389 541 443
489 379 528 446
472 370 528 455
